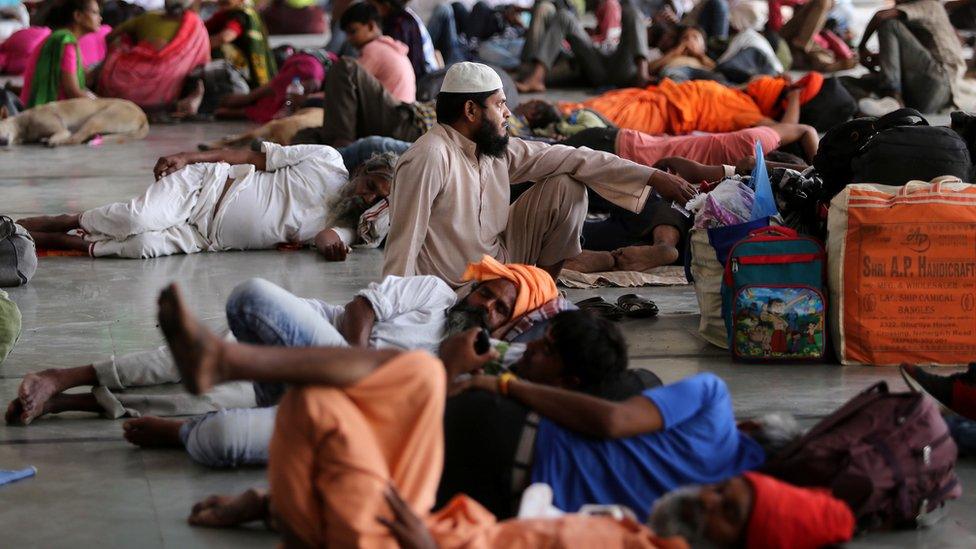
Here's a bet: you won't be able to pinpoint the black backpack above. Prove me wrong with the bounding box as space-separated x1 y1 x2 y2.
852 109 972 186
813 116 878 199
800 76 857 133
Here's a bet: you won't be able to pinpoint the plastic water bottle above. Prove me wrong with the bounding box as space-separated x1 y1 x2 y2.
284 78 305 115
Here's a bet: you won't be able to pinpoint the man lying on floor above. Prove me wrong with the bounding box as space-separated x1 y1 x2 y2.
7 258 581 464
16 146 395 259
151 282 855 549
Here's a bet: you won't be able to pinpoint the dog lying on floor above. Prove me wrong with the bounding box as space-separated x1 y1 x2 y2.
198 107 322 150
0 98 149 147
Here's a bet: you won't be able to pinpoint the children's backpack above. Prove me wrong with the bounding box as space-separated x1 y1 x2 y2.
720 226 826 361
762 381 961 531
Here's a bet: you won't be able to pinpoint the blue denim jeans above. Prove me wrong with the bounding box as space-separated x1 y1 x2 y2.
338 136 412 172
945 415 976 456
178 277 347 467
427 3 466 65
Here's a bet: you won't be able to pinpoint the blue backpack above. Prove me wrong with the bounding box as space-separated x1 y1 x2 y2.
721 226 827 361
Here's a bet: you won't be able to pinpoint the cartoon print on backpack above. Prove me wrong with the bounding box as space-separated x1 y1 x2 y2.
733 287 825 359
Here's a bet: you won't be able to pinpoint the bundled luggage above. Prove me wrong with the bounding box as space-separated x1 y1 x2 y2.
764 381 961 530
0 216 36 287
827 177 976 365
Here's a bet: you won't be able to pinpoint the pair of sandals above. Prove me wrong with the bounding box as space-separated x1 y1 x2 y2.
576 294 659 321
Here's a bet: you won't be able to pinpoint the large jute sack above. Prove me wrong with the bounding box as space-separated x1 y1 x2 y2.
689 217 772 348
827 177 976 365
690 228 728 348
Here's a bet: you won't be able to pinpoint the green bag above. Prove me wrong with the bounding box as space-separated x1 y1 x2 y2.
0 289 21 365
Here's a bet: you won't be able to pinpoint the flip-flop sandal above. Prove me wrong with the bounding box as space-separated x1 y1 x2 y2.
616 294 659 319
575 296 625 321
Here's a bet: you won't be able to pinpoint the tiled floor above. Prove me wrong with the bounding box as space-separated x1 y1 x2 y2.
1 117 974 548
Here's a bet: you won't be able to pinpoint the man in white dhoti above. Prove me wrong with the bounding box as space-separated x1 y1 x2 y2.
18 145 394 259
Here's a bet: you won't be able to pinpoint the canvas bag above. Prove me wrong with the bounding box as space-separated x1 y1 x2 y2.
0 216 36 287
762 381 960 531
689 218 770 348
0 288 20 365
827 177 976 365
720 226 827 361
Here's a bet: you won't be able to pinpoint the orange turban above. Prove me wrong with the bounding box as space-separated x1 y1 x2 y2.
462 255 559 320
744 472 855 549
745 72 825 118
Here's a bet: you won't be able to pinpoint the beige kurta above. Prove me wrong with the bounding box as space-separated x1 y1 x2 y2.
383 123 657 287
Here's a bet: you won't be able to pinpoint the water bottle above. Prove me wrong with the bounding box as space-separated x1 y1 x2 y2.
284 77 305 115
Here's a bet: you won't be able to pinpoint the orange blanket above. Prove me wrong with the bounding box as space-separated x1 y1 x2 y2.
97 12 210 108
428 495 689 549
560 79 767 135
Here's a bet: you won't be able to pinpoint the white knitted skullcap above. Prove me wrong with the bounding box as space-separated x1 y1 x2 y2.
440 62 504 94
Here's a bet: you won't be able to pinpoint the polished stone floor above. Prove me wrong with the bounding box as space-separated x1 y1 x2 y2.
1 121 975 548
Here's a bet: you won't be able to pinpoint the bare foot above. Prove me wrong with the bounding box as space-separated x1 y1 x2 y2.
564 250 616 273
611 244 680 272
122 416 186 448
174 80 205 118
16 214 80 233
16 370 64 425
157 284 225 394
189 488 269 528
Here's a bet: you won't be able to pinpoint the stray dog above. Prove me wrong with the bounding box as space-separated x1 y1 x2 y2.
198 107 322 150
0 98 149 147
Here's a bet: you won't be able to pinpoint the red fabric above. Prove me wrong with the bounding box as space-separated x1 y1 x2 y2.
744 472 855 549
951 381 976 421
244 52 329 123
0 27 50 75
97 12 210 108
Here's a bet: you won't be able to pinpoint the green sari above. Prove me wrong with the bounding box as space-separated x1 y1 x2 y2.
219 7 277 88
27 29 85 108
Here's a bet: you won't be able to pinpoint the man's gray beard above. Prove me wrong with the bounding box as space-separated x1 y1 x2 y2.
325 184 370 230
442 304 489 339
648 486 722 549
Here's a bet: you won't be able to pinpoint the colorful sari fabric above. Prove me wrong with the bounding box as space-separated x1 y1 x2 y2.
559 79 767 135
207 7 277 87
97 11 211 108
25 29 83 107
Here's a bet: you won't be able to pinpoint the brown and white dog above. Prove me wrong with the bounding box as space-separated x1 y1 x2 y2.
0 98 149 147
198 107 322 150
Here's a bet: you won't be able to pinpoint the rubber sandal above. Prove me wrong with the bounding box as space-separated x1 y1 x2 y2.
616 294 659 319
575 296 625 321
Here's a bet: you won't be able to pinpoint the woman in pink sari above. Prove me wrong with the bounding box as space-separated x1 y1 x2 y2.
96 0 209 112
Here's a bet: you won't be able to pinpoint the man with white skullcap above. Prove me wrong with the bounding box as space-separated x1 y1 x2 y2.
383 61 697 288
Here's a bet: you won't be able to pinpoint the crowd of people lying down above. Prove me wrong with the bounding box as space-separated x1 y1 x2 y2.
4 0 976 547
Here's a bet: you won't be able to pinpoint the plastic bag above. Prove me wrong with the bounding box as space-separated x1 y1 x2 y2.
750 140 779 220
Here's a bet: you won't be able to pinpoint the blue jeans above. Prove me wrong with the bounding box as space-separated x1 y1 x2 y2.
178 278 347 468
427 3 466 65
476 37 525 69
946 415 976 456
337 136 412 172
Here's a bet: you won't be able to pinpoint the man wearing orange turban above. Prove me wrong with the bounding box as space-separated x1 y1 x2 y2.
462 255 560 322
650 472 856 549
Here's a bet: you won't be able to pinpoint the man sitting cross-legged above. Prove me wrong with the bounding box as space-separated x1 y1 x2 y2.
17 146 395 260
383 62 696 288
152 283 853 548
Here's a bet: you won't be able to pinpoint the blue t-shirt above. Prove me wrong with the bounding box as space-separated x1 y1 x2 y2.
529 373 765 514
